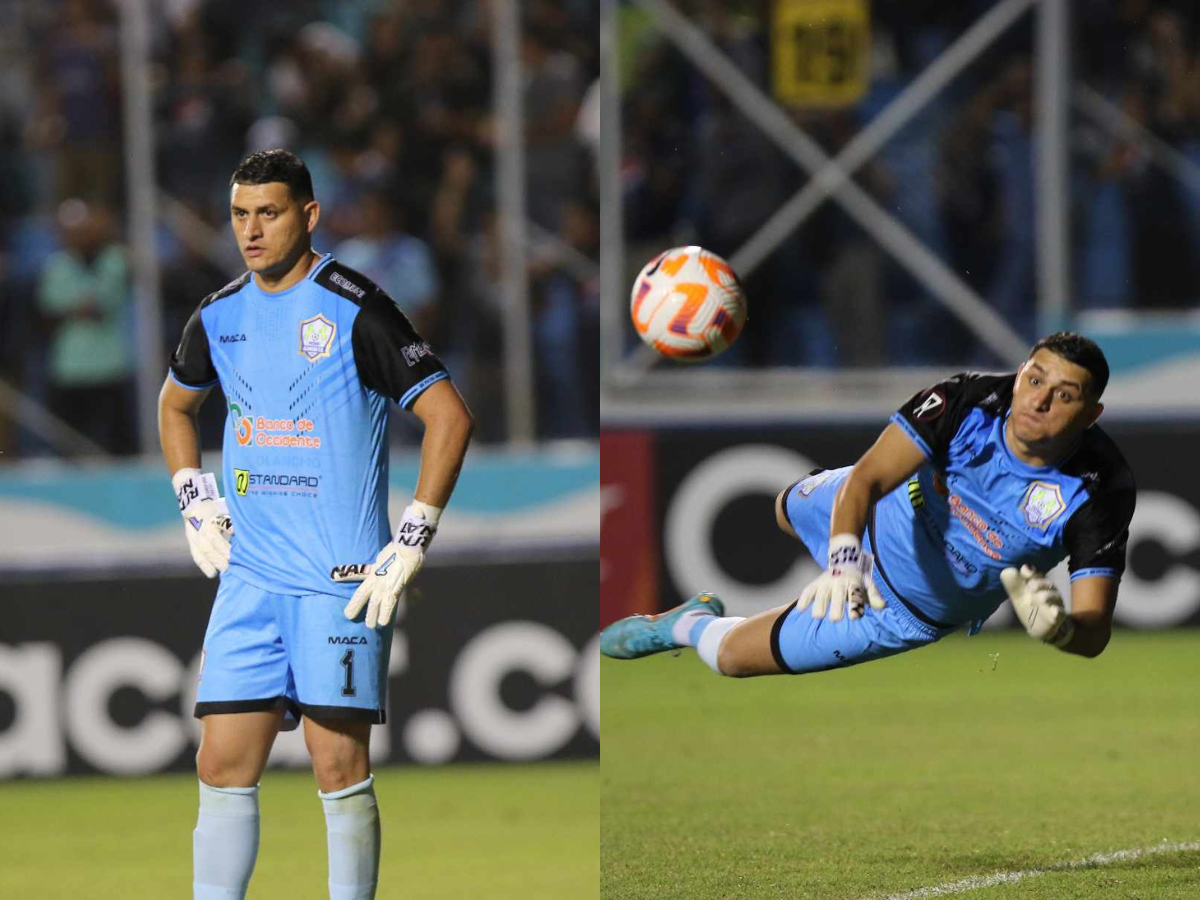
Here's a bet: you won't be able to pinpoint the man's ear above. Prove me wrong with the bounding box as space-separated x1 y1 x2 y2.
1087 401 1104 427
305 200 320 234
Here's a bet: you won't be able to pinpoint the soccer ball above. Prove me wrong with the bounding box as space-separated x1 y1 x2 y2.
629 246 747 362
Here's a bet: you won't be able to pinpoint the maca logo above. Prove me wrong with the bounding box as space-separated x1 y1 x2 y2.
328 636 368 645
219 334 247 343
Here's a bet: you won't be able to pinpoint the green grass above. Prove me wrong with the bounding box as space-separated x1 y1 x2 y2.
601 630 1200 899
0 760 597 899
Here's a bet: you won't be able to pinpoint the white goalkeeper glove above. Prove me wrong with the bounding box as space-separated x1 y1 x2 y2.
342 501 440 629
797 533 887 622
1000 564 1075 647
172 468 234 579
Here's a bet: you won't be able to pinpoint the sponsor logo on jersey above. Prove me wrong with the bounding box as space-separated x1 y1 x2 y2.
796 469 834 498
328 635 369 645
913 389 946 420
907 477 924 509
401 341 433 367
949 493 1004 559
218 333 247 343
232 467 321 497
1020 481 1066 530
931 471 950 497
330 563 370 581
299 313 336 362
229 401 254 446
233 414 323 450
329 272 366 298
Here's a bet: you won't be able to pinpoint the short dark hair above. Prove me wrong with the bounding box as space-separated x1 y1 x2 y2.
230 149 314 202
1031 331 1109 398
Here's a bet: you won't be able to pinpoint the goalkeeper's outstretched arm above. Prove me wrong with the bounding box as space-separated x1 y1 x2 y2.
829 422 928 539
1061 574 1118 657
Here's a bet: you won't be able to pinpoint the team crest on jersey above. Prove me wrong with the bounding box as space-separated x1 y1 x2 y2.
1020 481 1066 530
299 313 336 362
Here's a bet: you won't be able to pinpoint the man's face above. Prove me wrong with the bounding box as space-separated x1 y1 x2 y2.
230 181 315 275
1009 349 1102 447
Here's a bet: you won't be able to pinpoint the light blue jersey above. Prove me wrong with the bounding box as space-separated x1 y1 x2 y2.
170 253 448 598
778 371 1135 674
172 255 449 722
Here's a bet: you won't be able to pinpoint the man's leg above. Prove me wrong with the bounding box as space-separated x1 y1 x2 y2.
193 710 284 900
305 717 379 900
660 600 786 677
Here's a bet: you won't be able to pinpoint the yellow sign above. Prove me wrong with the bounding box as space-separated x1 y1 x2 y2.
772 0 870 108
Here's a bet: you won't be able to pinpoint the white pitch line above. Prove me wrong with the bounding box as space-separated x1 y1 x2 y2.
865 840 1200 900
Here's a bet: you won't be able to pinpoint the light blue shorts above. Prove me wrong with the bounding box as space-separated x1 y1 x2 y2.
194 572 391 725
775 467 952 674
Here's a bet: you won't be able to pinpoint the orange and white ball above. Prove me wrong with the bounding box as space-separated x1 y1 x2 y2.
629 246 747 362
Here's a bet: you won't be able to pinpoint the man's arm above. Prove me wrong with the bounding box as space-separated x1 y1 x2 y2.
409 378 474 507
158 376 210 473
159 376 235 578
1060 574 1118 658
341 379 473 628
830 422 928 538
794 422 928 621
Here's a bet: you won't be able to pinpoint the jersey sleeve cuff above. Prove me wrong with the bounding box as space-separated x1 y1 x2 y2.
398 370 449 409
168 368 219 391
1068 567 1119 582
888 412 933 459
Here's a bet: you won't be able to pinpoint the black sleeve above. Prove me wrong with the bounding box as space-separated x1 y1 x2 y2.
168 306 218 388
351 289 449 409
1063 478 1137 578
892 372 1010 461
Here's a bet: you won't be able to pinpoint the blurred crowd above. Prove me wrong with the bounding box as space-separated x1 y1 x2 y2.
622 0 1200 369
0 0 598 457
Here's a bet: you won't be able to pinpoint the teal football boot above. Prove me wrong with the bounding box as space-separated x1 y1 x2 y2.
599 593 725 659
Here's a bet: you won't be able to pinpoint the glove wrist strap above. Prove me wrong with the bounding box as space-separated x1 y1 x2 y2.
394 502 440 550
1049 616 1076 648
172 469 219 513
827 533 864 575
408 500 443 525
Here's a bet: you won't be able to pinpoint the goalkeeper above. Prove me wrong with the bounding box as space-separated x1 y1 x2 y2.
160 150 473 900
602 332 1135 676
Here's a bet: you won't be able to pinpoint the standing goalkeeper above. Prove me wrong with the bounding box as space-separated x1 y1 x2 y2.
602 333 1135 677
160 149 473 900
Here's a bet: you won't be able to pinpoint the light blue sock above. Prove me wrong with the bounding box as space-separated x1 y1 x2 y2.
668 609 719 647
319 774 380 900
193 781 259 900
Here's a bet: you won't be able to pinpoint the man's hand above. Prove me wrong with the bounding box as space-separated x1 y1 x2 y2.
797 533 886 622
1001 564 1075 647
342 502 440 629
173 468 234 579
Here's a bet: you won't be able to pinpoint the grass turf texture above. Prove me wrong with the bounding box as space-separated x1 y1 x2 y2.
0 760 597 899
601 630 1200 899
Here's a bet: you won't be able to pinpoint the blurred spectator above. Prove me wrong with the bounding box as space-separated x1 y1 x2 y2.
522 23 587 232
530 200 599 438
1118 7 1200 308
156 21 255 210
334 190 441 338
36 199 134 454
29 0 122 206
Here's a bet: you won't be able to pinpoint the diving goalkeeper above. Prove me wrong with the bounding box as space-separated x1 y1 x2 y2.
601 332 1135 677
160 149 473 900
